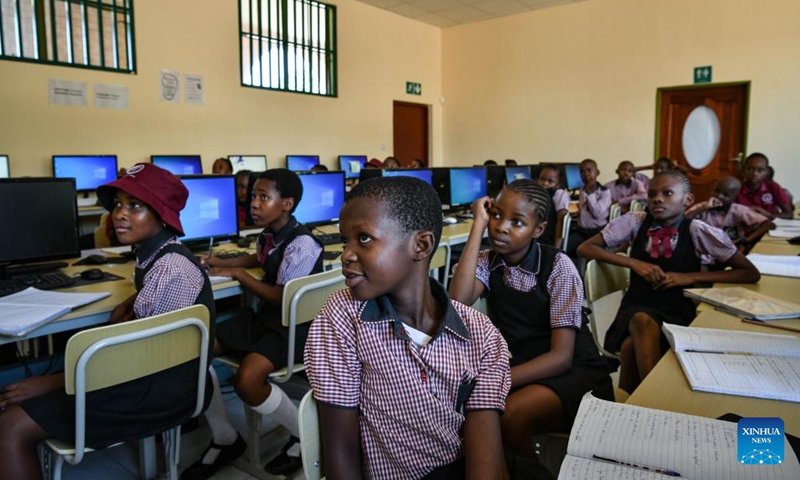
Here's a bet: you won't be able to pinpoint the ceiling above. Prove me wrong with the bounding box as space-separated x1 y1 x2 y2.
353 0 591 28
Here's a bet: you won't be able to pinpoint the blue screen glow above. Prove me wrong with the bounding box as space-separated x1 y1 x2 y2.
295 172 346 226
287 155 320 172
53 155 117 191
179 176 238 242
152 155 203 175
339 155 367 179
383 169 433 185
450 168 487 207
505 166 531 184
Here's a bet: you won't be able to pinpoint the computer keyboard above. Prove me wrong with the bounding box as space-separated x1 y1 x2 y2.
0 271 77 298
315 233 343 245
215 251 250 260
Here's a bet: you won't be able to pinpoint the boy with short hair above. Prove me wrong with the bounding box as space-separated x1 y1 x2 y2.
686 175 773 254
736 153 793 220
305 177 511 479
605 160 646 212
567 159 611 256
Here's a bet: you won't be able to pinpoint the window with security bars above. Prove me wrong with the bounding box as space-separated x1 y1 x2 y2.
0 0 135 73
240 0 336 97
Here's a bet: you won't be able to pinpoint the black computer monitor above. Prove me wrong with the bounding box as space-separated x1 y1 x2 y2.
382 168 433 185
359 168 382 182
286 155 320 172
178 175 239 247
563 163 584 190
0 155 8 178
431 167 450 207
229 155 267 174
505 165 532 184
151 155 203 175
449 167 487 209
338 155 367 179
295 171 346 227
0 178 80 275
485 165 505 198
52 155 117 192
529 164 545 183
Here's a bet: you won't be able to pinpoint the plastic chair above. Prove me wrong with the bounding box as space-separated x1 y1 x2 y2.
629 199 647 213
93 213 111 248
584 258 629 359
40 305 210 480
298 390 323 480
560 214 571 251
609 203 622 222
217 267 346 466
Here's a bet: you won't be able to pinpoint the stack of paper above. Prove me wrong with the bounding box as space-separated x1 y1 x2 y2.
0 287 111 336
768 218 800 238
746 254 800 279
684 287 800 320
663 324 800 403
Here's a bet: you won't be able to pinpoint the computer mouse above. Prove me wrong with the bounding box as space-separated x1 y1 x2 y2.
443 216 458 225
788 236 800 245
237 237 252 248
87 254 108 265
80 268 105 280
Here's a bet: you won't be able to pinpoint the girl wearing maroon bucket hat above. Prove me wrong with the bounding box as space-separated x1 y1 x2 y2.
0 163 217 480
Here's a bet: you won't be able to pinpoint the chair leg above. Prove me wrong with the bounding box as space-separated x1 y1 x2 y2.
162 426 182 480
138 436 157 479
244 405 262 465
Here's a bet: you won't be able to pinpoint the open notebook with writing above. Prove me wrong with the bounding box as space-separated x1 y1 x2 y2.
684 287 800 320
663 324 800 403
0 287 110 337
558 394 800 479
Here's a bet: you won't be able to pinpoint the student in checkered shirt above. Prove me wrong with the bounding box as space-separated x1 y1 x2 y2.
450 179 615 464
305 177 511 479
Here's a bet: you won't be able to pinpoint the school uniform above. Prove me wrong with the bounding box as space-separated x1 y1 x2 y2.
600 212 736 352
691 203 768 243
735 179 790 216
305 279 511 480
539 188 570 247
634 172 650 190
216 216 323 369
474 242 614 419
604 178 646 208
567 184 611 254
22 230 216 448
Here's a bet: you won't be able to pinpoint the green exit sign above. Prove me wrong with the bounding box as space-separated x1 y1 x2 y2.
406 81 422 95
694 66 712 84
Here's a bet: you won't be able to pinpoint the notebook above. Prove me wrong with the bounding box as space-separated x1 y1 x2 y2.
663 323 800 403
684 287 800 320
745 254 800 279
0 287 111 336
558 393 800 479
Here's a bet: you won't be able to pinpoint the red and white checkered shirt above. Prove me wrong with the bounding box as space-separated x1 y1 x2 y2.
601 212 737 265
305 281 510 479
134 236 205 319
461 245 584 330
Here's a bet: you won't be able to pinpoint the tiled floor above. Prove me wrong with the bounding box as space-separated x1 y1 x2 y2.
59 387 305 480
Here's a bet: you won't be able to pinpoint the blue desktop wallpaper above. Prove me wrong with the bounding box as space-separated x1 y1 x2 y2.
53 155 117 190
180 176 238 242
295 172 346 225
450 168 487 207
152 155 203 175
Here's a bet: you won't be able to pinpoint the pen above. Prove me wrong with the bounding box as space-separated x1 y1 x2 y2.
592 454 681 477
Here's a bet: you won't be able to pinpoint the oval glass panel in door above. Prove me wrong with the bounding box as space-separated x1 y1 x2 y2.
682 105 721 170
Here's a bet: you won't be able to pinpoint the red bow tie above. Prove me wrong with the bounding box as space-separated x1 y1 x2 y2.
646 227 678 259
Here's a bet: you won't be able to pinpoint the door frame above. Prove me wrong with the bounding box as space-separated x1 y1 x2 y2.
393 100 432 166
653 81 751 161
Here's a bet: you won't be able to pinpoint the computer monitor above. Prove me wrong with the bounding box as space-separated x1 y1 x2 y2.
338 155 367 179
0 178 80 275
485 165 505 198
228 155 267 174
286 155 320 172
505 165 531 184
431 167 450 208
0 155 8 178
52 155 117 192
449 167 487 209
563 163 584 190
151 155 203 175
295 171 346 227
382 168 433 185
359 168 382 182
178 175 239 246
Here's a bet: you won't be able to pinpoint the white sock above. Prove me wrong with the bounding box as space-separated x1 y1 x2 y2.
252 384 300 439
201 367 239 465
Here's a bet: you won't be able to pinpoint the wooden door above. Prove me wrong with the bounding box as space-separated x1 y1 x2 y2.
657 83 748 202
393 101 429 167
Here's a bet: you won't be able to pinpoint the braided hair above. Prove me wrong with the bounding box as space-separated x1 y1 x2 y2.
653 169 691 196
504 179 551 224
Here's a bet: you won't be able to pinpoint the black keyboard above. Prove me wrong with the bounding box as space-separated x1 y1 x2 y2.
0 271 77 298
215 251 250 260
315 233 343 245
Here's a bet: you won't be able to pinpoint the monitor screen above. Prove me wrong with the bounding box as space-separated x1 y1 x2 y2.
229 155 267 174
382 168 433 185
151 155 203 175
286 155 320 172
52 155 117 191
179 175 239 244
295 171 346 227
564 163 584 190
0 155 8 178
449 167 487 208
338 155 367 179
0 178 80 267
485 165 505 198
359 168 382 182
505 166 531 184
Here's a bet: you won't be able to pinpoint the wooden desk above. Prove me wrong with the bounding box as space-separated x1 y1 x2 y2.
627 311 800 435
752 237 800 256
